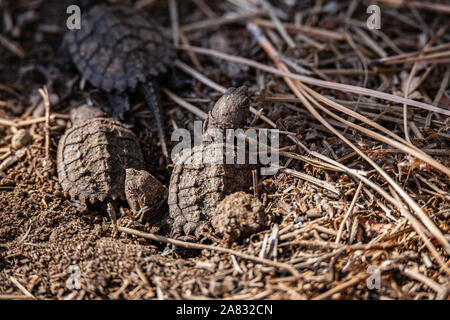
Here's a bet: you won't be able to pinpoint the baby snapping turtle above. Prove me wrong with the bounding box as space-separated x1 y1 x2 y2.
57 105 164 221
168 86 256 239
61 3 173 159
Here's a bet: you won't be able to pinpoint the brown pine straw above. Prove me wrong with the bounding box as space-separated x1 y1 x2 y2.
375 0 450 14
172 57 447 253
175 45 450 117
38 86 51 167
252 18 345 41
246 23 449 273
402 40 435 144
312 271 370 300
117 226 301 278
374 43 450 65
175 42 450 179
171 57 449 277
175 57 448 178
335 182 363 244
299 85 450 177
173 42 450 273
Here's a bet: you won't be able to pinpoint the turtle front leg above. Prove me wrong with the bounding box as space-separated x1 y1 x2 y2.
139 79 169 163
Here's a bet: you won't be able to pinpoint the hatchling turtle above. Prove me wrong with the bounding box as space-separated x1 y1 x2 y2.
60 3 173 159
57 105 164 222
168 86 257 239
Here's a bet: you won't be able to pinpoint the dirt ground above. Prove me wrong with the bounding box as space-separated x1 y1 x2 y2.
0 0 449 300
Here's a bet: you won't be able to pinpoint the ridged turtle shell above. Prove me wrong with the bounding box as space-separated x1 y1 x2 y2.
63 4 173 92
57 117 145 206
168 143 255 237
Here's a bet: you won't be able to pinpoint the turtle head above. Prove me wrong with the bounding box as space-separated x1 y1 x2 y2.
206 86 250 131
69 105 107 125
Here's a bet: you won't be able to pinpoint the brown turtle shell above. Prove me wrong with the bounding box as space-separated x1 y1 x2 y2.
168 143 255 238
57 117 145 207
63 4 173 92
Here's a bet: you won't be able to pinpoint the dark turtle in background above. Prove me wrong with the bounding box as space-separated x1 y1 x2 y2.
57 105 165 221
168 86 257 240
60 3 173 160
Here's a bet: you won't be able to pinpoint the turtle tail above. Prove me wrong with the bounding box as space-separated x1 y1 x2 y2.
139 79 169 163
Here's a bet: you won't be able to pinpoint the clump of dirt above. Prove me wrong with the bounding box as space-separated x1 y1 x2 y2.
212 192 270 246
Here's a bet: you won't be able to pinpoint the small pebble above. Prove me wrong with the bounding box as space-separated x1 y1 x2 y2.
11 129 32 149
